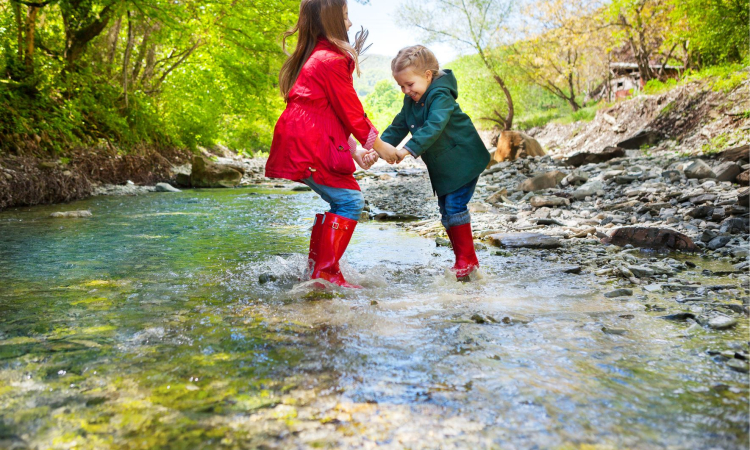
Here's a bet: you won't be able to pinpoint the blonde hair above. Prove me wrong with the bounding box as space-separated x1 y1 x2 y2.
391 45 440 76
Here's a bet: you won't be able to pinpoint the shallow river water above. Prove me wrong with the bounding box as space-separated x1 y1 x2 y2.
0 187 747 449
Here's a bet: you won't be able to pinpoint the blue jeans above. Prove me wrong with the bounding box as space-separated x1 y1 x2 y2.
438 177 478 229
301 177 365 221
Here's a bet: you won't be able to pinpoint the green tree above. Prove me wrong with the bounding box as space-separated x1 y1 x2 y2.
362 79 402 132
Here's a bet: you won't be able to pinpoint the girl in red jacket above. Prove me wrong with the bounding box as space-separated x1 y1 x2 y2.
265 0 399 288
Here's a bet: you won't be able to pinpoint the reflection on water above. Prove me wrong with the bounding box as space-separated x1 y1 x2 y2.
0 187 747 449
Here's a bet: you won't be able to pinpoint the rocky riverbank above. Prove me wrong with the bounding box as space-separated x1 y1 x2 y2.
357 148 748 364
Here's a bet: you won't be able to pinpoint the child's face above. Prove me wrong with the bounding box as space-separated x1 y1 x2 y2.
394 68 433 103
343 5 352 31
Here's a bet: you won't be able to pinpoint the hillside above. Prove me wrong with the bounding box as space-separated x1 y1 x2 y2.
354 54 394 96
530 70 750 157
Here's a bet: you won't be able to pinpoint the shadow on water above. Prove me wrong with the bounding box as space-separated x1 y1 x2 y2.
0 187 747 449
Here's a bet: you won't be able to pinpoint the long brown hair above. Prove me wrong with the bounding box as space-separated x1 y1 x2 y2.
279 0 370 101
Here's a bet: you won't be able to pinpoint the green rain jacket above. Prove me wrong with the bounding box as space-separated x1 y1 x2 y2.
380 69 490 197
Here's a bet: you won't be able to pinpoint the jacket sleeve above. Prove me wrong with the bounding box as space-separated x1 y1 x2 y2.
321 56 378 150
380 100 410 147
403 90 455 157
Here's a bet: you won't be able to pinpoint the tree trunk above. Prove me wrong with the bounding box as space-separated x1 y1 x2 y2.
13 1 24 64
121 11 135 107
107 16 123 68
478 47 513 130
24 6 40 72
131 23 156 85
63 3 116 71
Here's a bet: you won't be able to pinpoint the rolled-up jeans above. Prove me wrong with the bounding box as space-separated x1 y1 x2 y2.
438 176 479 229
300 177 365 222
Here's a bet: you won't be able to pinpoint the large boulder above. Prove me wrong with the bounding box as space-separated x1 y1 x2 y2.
601 227 697 252
716 144 749 163
616 129 664 149
684 160 716 179
563 146 625 167
190 156 243 188
487 131 545 167
713 162 741 183
518 170 566 192
737 170 749 186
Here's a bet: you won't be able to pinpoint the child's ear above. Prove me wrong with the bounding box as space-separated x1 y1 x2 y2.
426 70 433 82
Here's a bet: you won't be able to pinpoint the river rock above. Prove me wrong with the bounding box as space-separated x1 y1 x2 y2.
530 196 569 208
684 160 716 179
627 265 655 278
487 232 562 249
155 182 181 193
716 144 749 162
519 170 566 192
720 217 748 234
617 129 663 149
374 212 420 222
572 180 604 200
175 173 192 187
486 188 508 204
708 316 738 330
713 162 741 182
602 227 697 252
190 156 243 188
564 146 625 167
561 170 589 186
604 288 633 298
662 170 682 183
737 170 750 186
727 359 749 373
707 236 731 250
50 210 92 218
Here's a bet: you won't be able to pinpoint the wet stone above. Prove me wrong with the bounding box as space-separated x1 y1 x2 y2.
660 312 697 321
50 210 92 218
604 289 633 298
708 316 738 330
602 327 628 335
155 182 181 193
488 233 562 249
727 359 749 373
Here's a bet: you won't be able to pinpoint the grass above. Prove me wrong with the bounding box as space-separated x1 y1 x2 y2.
643 61 749 95
515 102 605 130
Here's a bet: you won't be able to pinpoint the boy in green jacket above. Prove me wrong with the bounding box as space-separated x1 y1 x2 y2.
381 45 491 281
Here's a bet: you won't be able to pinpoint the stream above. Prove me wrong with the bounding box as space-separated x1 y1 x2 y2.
0 187 747 449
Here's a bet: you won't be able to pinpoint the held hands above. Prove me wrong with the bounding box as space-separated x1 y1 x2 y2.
395 148 410 164
353 147 378 170
372 137 400 164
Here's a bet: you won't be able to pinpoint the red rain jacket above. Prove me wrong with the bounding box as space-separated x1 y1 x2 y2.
265 37 378 191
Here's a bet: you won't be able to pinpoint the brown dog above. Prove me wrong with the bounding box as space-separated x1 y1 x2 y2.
487 131 545 168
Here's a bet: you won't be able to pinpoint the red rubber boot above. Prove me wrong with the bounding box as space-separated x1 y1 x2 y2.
310 212 362 288
305 214 324 277
447 223 479 281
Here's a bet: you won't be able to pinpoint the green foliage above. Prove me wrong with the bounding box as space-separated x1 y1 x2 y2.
671 0 749 66
449 50 574 130
0 0 297 156
361 79 403 133
354 54 393 96
642 62 749 95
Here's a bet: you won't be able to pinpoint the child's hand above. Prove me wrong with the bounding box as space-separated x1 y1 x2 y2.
395 148 410 163
373 138 399 164
353 147 377 170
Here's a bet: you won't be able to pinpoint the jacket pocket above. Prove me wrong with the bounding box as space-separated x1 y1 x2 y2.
326 139 356 175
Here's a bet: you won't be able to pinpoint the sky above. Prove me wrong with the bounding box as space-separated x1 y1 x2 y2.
347 0 462 63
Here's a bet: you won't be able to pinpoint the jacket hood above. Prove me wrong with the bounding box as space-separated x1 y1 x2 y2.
425 69 458 99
